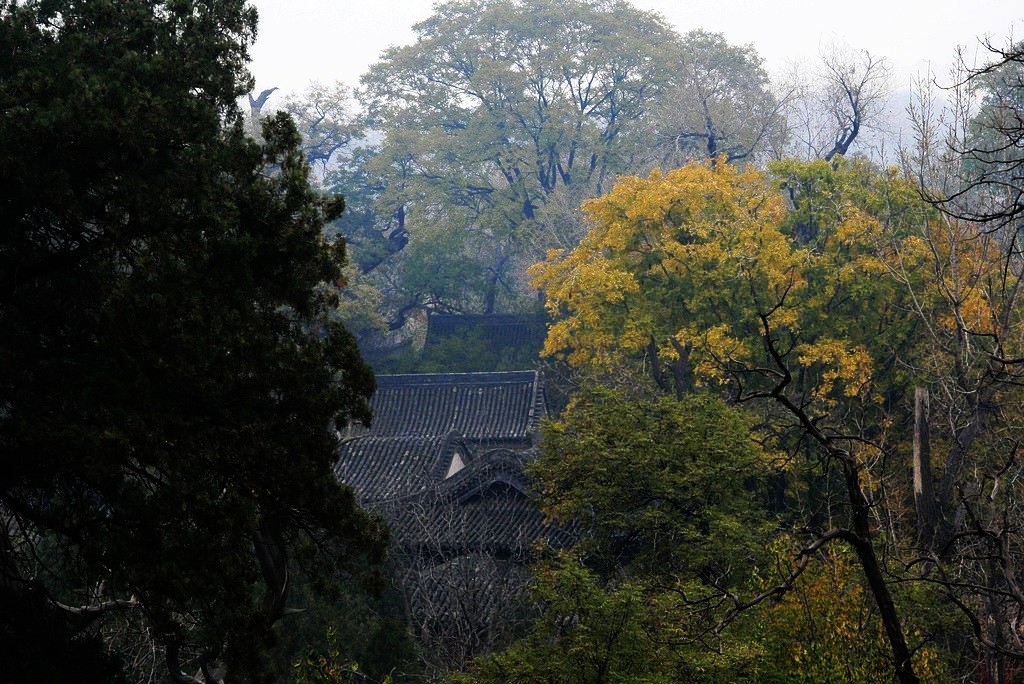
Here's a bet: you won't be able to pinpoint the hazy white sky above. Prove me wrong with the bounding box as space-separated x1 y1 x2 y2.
247 0 1022 98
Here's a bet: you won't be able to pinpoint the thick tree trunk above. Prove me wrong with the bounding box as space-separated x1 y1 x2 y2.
647 336 671 395
667 336 693 401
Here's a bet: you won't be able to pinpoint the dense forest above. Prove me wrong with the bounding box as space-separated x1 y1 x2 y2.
3 0 1024 682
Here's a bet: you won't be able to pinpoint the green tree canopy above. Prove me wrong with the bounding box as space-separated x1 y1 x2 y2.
0 0 385 679
358 0 679 319
456 389 778 684
535 389 774 582
457 390 952 683
950 42 1024 226
350 0 789 331
528 158 962 683
653 29 786 166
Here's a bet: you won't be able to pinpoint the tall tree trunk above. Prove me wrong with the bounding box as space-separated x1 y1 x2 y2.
913 387 937 547
842 460 921 684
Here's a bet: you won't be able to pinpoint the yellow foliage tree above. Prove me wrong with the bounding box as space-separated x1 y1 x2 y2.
529 158 963 684
530 159 906 407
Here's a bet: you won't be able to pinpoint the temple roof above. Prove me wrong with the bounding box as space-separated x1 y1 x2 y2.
355 371 545 447
372 448 572 558
335 370 567 557
333 432 469 504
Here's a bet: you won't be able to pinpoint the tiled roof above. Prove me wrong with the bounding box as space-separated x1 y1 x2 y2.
374 449 574 558
334 432 469 504
334 370 570 557
434 448 531 501
357 371 545 446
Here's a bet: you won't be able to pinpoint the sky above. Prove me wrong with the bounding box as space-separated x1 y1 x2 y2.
247 0 1023 99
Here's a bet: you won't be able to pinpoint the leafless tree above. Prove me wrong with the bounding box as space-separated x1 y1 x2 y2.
784 47 891 162
936 41 1024 230
894 38 1024 683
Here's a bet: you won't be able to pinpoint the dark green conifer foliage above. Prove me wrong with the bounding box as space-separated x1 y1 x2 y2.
0 0 385 678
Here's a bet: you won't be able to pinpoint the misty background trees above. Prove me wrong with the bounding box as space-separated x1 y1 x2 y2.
270 0 874 369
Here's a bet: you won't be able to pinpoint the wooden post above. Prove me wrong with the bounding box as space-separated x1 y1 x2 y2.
913 387 937 547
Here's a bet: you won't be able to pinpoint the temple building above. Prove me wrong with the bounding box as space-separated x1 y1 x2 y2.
334 369 570 670
334 370 565 559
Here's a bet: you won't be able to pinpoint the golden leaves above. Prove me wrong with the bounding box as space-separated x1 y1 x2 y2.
796 338 873 402
531 160 802 380
528 158 790 374
530 157 992 412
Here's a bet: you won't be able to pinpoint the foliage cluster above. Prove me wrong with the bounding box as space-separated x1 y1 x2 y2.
463 137 1024 680
6 0 1024 680
0 0 388 679
282 0 812 353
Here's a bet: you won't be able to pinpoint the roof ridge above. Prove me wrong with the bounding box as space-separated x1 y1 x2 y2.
376 370 538 387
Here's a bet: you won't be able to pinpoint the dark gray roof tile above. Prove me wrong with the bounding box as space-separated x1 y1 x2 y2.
334 433 469 504
357 371 545 446
334 371 573 557
364 448 574 556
